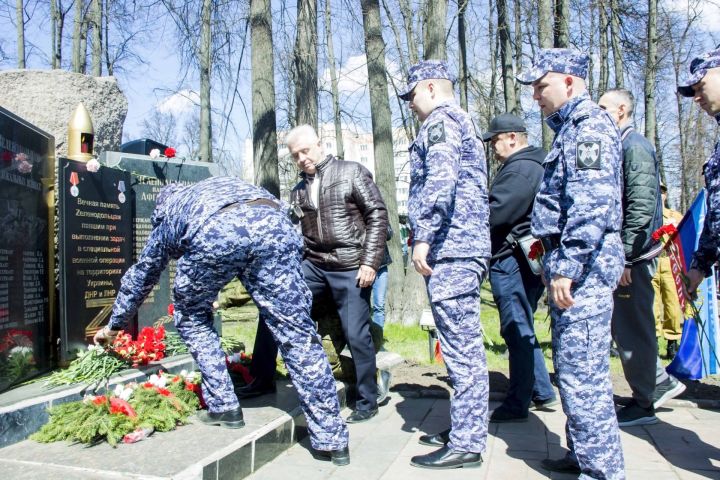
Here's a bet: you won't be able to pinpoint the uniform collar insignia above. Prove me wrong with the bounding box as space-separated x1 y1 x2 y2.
544 93 590 133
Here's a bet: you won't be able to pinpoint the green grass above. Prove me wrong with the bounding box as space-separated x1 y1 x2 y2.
219 283 628 376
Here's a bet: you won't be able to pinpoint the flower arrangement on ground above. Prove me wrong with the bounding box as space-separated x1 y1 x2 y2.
32 370 202 446
45 325 167 387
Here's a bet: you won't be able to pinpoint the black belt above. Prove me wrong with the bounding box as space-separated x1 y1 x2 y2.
540 235 561 252
219 198 279 214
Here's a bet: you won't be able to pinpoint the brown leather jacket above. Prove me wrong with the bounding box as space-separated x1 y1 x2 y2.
290 155 388 271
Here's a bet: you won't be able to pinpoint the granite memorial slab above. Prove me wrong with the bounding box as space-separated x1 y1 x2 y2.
58 158 132 361
0 107 54 393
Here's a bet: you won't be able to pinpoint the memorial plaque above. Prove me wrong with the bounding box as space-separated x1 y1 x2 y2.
58 158 132 361
100 152 218 329
0 107 54 392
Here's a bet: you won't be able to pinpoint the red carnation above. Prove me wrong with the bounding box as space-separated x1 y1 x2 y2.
164 147 176 158
528 240 544 261
156 387 172 397
92 395 107 405
167 303 175 316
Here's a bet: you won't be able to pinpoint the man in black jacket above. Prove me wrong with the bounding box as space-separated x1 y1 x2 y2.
484 113 558 423
599 89 685 427
239 124 388 424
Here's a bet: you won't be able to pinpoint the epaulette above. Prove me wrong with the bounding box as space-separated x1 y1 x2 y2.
572 114 590 126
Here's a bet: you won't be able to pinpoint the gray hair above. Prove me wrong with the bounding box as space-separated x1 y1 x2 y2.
604 88 634 118
285 124 319 149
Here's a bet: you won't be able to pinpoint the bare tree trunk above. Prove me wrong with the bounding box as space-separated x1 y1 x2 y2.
72 0 83 72
497 0 517 114
513 0 523 112
488 0 497 118
458 0 469 110
645 0 658 145
51 0 58 69
360 0 407 324
422 0 447 60
91 0 102 76
324 0 343 158
80 17 88 73
199 0 213 162
398 0 418 65
538 0 553 150
553 0 569 47
598 1 609 95
610 0 624 88
250 0 280 195
294 0 318 128
16 0 25 68
104 0 111 75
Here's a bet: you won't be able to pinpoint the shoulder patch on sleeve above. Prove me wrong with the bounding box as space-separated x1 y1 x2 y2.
576 141 602 170
427 121 446 147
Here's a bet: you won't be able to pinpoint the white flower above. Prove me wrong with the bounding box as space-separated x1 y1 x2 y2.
86 158 101 173
17 160 32 174
113 384 134 401
180 369 188 378
148 373 167 388
9 346 32 356
184 371 196 383
149 149 161 159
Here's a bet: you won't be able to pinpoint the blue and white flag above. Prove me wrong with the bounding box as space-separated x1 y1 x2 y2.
666 190 720 379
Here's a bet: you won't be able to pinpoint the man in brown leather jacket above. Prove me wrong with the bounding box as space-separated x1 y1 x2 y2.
238 124 388 424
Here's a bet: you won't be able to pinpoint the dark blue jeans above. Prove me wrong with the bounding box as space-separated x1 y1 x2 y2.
490 252 555 415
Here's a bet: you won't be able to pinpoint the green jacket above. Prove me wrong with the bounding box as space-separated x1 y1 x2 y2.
620 126 663 265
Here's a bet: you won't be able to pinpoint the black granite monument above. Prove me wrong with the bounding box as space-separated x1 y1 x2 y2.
0 107 54 392
58 158 132 361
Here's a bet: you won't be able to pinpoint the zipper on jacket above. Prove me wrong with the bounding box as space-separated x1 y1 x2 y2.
315 175 323 245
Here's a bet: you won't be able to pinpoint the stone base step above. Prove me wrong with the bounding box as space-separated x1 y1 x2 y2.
0 354 197 449
0 380 346 480
0 351 404 479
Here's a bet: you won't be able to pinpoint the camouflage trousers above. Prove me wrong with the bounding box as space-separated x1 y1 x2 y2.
551 295 625 480
426 258 489 454
173 203 348 450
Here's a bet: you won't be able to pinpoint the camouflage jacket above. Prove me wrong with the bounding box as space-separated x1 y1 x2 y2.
108 177 279 330
691 113 720 276
531 93 624 290
408 100 490 262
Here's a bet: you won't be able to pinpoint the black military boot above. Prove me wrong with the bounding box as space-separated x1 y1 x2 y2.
196 406 245 429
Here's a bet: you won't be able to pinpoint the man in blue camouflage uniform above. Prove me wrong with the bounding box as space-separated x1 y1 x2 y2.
517 48 625 479
398 60 491 470
679 49 720 296
93 177 350 466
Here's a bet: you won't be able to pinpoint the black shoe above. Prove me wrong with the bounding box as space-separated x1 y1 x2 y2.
541 457 581 474
666 340 679 359
653 375 686 409
616 400 658 427
532 397 560 411
410 445 482 469
489 405 528 423
196 407 245 429
346 408 378 423
418 428 450 447
235 380 276 399
317 447 350 466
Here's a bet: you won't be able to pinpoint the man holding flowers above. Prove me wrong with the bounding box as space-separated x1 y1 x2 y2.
93 177 350 465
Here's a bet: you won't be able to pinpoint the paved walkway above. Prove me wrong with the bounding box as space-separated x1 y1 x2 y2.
248 393 720 479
